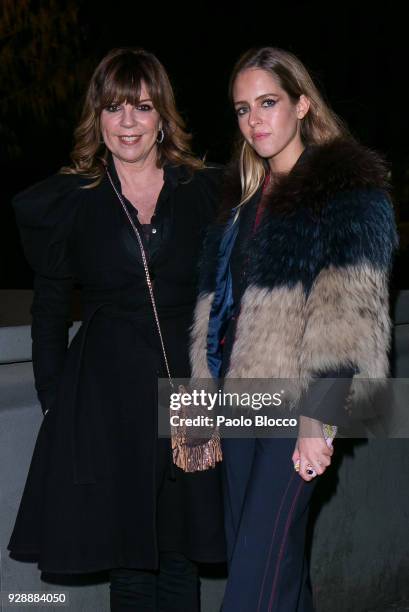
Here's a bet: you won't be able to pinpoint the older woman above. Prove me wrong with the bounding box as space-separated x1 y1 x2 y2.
8 47 225 611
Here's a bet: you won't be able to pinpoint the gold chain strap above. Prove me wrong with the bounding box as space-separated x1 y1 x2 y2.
106 170 174 390
107 170 222 472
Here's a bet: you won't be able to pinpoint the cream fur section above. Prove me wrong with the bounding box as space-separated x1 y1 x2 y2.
300 263 390 379
226 285 307 404
224 266 390 406
190 265 390 408
189 292 214 379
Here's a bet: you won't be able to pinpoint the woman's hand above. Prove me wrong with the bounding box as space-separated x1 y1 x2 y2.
292 416 334 482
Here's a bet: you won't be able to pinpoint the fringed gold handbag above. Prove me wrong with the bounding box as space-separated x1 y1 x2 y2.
171 388 223 471
107 170 222 473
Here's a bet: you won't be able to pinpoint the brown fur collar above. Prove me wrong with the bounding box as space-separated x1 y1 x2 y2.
219 138 389 220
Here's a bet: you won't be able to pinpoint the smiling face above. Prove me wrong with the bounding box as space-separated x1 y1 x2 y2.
233 68 310 173
100 81 162 166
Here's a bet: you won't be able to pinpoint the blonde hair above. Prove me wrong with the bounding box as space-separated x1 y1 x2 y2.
61 47 203 185
229 47 351 205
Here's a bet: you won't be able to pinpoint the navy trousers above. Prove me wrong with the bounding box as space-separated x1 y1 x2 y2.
222 437 317 612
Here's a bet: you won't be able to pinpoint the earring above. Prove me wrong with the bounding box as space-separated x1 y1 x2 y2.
157 128 164 144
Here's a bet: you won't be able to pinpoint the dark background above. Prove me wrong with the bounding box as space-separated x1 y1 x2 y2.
1 0 408 289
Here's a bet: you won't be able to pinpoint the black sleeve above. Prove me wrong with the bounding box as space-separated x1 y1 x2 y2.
298 367 357 427
31 273 73 414
12 173 85 414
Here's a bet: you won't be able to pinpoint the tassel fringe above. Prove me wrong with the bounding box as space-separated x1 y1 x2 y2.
171 430 223 473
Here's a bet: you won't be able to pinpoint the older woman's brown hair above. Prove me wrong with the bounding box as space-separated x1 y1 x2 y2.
62 47 203 184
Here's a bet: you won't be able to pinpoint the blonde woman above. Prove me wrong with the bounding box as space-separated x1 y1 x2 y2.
190 47 397 611
9 48 225 611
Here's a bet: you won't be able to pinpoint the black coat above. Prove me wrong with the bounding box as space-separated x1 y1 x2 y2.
8 160 226 573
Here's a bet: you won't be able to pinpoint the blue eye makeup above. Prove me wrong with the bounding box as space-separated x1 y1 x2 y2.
261 98 277 107
235 106 248 117
235 97 277 118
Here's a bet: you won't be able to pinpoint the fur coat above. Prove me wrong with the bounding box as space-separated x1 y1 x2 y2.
190 139 398 410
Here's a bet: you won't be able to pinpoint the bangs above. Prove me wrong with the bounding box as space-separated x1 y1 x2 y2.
96 56 157 110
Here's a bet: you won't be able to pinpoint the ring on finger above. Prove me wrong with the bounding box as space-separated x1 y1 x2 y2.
305 463 316 477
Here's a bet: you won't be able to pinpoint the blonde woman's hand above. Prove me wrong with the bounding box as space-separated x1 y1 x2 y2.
292 416 334 482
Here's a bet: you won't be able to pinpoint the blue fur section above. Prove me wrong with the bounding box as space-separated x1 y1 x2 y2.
246 188 398 295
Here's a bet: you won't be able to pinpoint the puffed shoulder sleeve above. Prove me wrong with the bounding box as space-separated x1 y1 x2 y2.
193 164 224 222
13 172 87 278
13 173 87 415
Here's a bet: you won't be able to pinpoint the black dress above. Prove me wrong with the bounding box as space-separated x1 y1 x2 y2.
8 159 226 573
